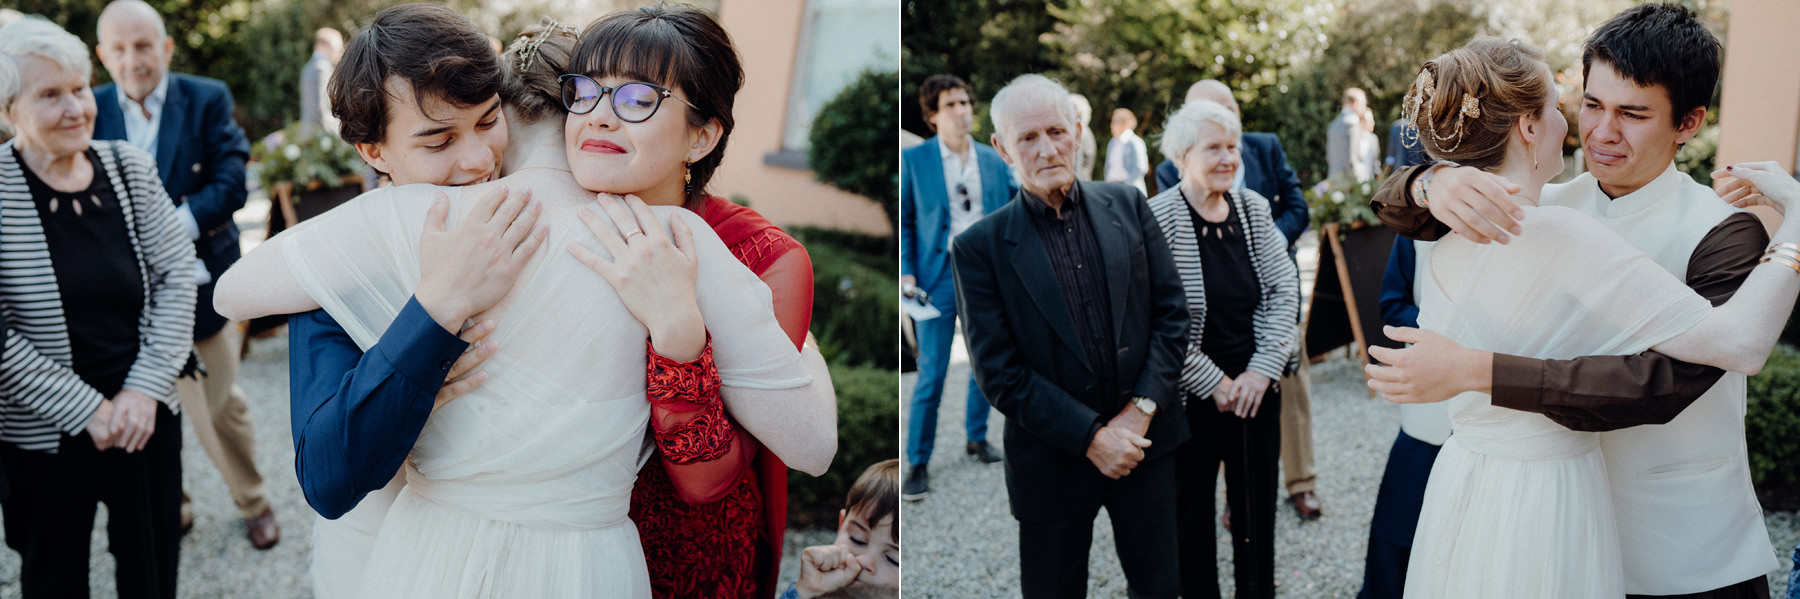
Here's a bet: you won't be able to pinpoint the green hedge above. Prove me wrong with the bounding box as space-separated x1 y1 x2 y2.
1749 343 1800 509
787 362 899 529
791 227 897 370
808 68 899 227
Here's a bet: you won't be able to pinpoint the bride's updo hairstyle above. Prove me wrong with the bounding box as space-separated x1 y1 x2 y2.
569 4 744 211
500 18 578 127
1402 37 1550 170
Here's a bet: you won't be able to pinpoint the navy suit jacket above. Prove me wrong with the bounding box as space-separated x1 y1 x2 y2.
95 73 250 339
1154 132 1307 248
901 136 1015 308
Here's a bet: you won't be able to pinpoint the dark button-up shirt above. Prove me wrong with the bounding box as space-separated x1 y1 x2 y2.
1021 183 1116 390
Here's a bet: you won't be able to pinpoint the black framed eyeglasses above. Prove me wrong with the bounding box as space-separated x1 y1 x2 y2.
955 183 970 211
558 75 700 123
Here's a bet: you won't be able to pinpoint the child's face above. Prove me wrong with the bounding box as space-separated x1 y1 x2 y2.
356 77 507 187
836 509 898 590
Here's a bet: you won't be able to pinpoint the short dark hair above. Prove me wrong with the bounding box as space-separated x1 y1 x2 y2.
330 3 502 148
845 459 899 543
1581 3 1720 126
570 4 742 211
918 74 972 130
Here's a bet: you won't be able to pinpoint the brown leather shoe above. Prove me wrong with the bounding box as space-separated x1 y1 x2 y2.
246 507 280 550
1290 491 1323 520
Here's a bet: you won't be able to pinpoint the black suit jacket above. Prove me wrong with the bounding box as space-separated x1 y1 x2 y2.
1154 132 1308 248
94 73 250 340
951 180 1190 523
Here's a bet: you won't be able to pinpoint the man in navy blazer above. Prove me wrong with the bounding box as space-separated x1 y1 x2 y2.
900 74 1016 500
93 0 276 549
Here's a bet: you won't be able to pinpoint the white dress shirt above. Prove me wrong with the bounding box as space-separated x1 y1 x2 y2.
939 135 984 240
118 73 209 284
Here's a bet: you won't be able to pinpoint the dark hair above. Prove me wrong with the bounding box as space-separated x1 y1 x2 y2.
500 19 578 126
330 3 501 148
570 3 741 210
1581 3 1720 126
845 459 899 543
918 74 972 130
1403 38 1550 170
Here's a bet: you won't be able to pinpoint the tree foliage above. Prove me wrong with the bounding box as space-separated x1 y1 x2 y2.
809 68 900 225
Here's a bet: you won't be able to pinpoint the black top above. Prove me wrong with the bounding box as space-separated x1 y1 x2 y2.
19 147 144 397
1022 183 1116 390
1189 194 1258 375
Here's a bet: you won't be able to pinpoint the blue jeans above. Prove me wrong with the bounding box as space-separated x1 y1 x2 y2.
1787 542 1799 599
906 303 989 467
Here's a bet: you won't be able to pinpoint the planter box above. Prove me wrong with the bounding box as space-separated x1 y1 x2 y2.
1304 223 1397 363
266 177 364 237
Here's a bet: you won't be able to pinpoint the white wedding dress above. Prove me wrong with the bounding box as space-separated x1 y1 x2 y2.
1402 206 1712 598
282 185 810 599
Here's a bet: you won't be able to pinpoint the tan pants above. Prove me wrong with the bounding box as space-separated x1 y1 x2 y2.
176 323 270 519
1278 335 1315 496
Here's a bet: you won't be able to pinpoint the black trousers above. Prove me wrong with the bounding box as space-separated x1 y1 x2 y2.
1018 454 1179 599
1 402 181 599
1627 576 1770 599
1176 385 1282 599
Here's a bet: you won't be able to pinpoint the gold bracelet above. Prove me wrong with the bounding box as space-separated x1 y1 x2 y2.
1766 246 1800 265
1760 253 1800 275
1768 242 1800 256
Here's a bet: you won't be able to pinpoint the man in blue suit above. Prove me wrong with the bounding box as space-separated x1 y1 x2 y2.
1153 80 1327 519
92 0 276 549
900 74 1016 500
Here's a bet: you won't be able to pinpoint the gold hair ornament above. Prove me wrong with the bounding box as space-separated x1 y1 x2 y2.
512 20 578 74
1401 65 1482 155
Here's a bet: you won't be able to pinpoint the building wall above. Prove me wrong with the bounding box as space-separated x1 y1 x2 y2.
1716 0 1799 230
714 0 894 236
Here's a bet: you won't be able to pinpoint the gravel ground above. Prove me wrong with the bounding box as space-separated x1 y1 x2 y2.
898 230 1800 598
0 196 838 598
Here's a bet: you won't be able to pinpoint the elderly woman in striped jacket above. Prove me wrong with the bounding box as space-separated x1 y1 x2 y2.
1147 99 1299 599
0 18 195 599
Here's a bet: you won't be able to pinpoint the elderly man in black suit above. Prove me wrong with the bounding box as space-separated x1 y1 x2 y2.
952 73 1190 599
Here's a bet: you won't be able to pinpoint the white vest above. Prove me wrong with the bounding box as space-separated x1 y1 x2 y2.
1550 165 1778 594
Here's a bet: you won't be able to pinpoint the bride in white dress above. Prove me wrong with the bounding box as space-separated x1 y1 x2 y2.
1395 38 1800 597
215 14 838 599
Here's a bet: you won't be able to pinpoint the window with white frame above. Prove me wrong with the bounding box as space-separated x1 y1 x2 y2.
778 0 899 156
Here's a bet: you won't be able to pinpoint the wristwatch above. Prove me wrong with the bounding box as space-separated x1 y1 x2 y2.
1130 396 1158 417
1411 160 1460 209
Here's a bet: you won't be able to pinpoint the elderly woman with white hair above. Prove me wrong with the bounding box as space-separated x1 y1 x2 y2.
1148 99 1298 599
0 17 195 599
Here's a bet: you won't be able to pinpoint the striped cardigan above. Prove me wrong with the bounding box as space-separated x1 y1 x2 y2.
0 140 195 452
1147 186 1299 402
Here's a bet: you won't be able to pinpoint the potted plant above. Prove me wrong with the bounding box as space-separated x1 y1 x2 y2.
251 122 366 236
1302 172 1398 363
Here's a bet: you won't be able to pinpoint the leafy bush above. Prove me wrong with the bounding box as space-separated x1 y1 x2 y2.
808 68 900 226
250 122 364 193
1306 172 1385 232
791 227 897 370
1749 344 1800 509
787 362 899 529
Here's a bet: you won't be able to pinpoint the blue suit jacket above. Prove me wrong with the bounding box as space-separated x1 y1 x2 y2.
1154 132 1308 248
900 136 1015 308
94 73 250 339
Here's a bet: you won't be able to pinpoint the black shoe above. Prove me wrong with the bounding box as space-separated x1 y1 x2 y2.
902 465 929 502
966 441 1003 464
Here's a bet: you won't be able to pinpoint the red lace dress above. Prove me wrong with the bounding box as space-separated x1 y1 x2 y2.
631 197 813 599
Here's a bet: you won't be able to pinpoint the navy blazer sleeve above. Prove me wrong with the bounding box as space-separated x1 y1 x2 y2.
185 82 250 233
1258 136 1309 247
289 298 466 519
1154 159 1180 195
1379 236 1419 329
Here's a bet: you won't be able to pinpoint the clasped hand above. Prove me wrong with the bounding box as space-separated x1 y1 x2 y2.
82 388 159 452
1713 161 1800 215
568 193 706 362
1086 414 1151 480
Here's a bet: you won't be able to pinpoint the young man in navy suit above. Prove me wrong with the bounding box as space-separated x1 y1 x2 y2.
900 74 1015 500
91 0 276 549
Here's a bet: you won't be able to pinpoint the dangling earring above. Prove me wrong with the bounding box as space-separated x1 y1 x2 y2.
683 162 693 195
1529 142 1539 171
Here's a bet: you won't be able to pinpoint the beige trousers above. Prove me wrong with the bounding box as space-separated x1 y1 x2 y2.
1278 334 1315 495
176 323 270 519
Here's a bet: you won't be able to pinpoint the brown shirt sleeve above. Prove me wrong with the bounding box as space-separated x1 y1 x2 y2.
1369 164 1452 241
1490 212 1770 431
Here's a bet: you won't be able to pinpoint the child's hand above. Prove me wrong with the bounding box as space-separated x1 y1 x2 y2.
797 544 861 598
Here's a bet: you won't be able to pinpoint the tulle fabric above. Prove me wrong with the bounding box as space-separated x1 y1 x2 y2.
1403 206 1711 598
283 184 810 599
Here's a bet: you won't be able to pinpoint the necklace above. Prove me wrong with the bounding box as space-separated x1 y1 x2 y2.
513 166 572 174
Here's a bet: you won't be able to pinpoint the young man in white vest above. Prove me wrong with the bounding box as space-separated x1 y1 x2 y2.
1364 5 1779 598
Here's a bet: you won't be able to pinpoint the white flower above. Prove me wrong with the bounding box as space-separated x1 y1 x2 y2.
1330 190 1345 203
319 137 334 151
283 144 302 161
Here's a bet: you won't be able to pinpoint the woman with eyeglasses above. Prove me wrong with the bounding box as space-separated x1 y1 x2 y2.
218 5 837 598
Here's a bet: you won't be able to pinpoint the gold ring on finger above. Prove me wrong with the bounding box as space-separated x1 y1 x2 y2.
623 229 645 241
